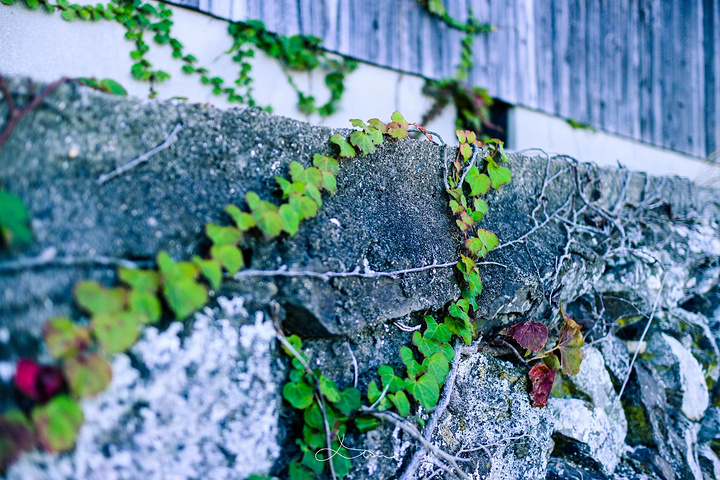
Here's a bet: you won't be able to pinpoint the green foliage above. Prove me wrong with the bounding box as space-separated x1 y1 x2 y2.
31 395 83 452
63 353 112 398
330 134 356 158
227 19 357 115
43 317 91 359
9 0 356 112
0 190 32 249
77 77 128 96
74 281 127 316
92 311 142 354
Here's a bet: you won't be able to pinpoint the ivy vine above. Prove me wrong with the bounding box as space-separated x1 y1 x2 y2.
1 0 355 115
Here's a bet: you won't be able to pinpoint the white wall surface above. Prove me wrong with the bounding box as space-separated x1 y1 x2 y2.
1 1 716 184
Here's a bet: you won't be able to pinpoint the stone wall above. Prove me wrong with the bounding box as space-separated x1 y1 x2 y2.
1 77 719 479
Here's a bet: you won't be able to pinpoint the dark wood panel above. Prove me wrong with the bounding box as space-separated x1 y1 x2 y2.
162 0 718 158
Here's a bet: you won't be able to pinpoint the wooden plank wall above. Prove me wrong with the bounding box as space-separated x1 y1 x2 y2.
166 0 720 159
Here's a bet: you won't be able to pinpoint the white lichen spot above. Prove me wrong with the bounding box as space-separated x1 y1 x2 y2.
0 361 15 382
0 327 9 343
662 333 709 421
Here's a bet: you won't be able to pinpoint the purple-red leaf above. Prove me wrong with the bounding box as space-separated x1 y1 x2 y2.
14 359 66 403
0 410 35 474
502 322 548 353
528 364 556 407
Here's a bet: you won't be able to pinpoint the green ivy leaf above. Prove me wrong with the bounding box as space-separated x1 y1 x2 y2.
193 256 222 290
423 315 451 343
128 289 161 324
289 461 315 480
225 204 256 231
367 380 391 410
276 177 306 198
63 353 112 398
32 395 83 452
321 171 337 194
388 122 408 139
303 423 325 449
465 237 487 257
300 449 324 474
60 9 76 20
205 223 241 246
92 311 143 354
303 402 334 430
330 133 356 158
412 331 442 358
350 130 376 156
399 346 425 378
448 302 470 323
211 244 244 275
408 373 439 409
488 162 512 189
424 352 450 385
163 277 208 320
390 111 409 129
445 315 473 345
388 390 411 416
98 78 127 96
74 281 126 316
464 166 491 196
367 118 388 134
283 380 314 409
304 183 322 209
290 162 323 189
331 443 352 479
334 387 361 416
476 229 499 254
460 143 472 162
377 365 404 393
473 197 489 216
312 153 339 175
441 343 455 362
289 196 318 220
544 352 561 371
318 375 341 402
43 317 90 359
118 268 160 292
278 203 301 235
246 193 283 238
281 334 305 360
354 416 378 433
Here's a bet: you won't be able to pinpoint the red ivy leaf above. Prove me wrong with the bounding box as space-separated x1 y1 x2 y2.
502 322 548 353
14 358 40 400
14 359 66 403
528 363 556 407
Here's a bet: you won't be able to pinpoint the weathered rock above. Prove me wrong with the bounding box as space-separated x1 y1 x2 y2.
549 398 622 475
597 334 631 386
646 333 709 421
427 352 555 480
